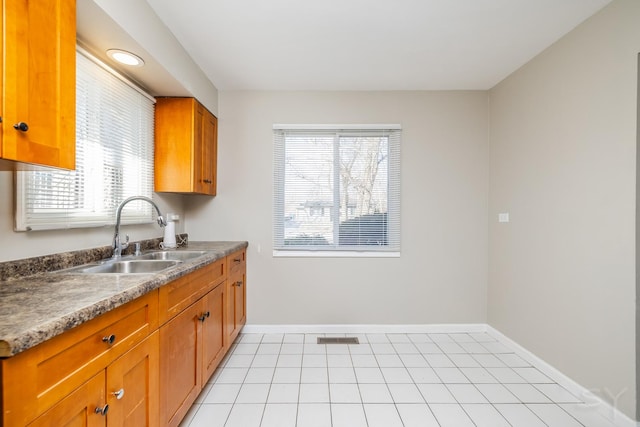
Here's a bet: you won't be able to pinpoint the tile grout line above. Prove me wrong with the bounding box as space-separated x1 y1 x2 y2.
387 332 426 427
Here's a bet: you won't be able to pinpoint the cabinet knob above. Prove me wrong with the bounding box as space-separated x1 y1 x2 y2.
235 280 243 287
198 311 210 322
112 388 125 400
95 404 109 416
13 122 29 132
102 334 116 345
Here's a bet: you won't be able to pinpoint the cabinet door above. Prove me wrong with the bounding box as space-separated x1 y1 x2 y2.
199 108 217 196
193 102 217 195
230 270 246 334
2 0 76 169
225 270 246 347
154 97 195 193
202 284 225 382
235 271 247 330
27 372 106 427
193 102 206 194
159 301 202 427
224 277 238 347
106 332 159 427
225 249 247 347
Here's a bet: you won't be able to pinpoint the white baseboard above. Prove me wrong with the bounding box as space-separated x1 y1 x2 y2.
242 323 488 334
242 323 638 426
486 326 637 427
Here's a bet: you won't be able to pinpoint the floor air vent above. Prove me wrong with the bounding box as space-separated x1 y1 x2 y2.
317 337 360 345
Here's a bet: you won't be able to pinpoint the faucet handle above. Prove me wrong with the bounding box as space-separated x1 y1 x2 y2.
121 234 130 250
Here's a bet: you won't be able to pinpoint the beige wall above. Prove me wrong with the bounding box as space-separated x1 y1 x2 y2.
488 0 639 419
184 90 489 325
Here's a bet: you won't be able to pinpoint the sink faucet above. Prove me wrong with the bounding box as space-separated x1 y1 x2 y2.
113 196 167 258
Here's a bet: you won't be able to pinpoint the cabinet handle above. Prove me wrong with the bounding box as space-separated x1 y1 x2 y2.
13 122 29 132
203 179 212 184
198 311 211 322
102 334 116 345
112 388 125 400
95 404 109 416
233 258 241 263
235 280 243 287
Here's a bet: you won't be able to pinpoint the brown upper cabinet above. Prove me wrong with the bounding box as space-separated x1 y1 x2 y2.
155 98 218 195
0 0 76 170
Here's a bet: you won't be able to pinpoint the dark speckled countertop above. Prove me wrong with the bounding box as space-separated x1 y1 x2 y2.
0 241 248 357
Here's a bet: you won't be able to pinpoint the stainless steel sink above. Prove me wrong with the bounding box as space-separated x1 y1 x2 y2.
57 249 209 275
136 250 208 261
64 259 181 274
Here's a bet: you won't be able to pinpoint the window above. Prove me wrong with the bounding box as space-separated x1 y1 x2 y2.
273 125 401 256
15 48 155 231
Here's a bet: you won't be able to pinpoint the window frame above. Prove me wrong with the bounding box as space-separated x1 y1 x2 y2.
273 124 401 258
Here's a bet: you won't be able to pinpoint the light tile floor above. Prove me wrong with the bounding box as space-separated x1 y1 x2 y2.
179 332 619 427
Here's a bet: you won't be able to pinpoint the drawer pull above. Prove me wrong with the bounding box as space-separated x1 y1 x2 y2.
112 388 125 400
198 311 211 322
102 334 116 345
13 122 29 132
95 404 109 416
235 280 243 287
233 258 241 263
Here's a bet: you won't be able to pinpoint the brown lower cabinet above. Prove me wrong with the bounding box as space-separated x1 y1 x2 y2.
1 250 247 427
158 283 225 427
29 332 160 427
158 258 227 427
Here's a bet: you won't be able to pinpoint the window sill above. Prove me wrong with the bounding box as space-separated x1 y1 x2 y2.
273 250 400 258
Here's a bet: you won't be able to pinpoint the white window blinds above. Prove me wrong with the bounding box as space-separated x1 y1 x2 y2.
274 125 401 254
15 49 155 231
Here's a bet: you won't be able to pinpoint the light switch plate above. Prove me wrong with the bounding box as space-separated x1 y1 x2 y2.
498 212 510 223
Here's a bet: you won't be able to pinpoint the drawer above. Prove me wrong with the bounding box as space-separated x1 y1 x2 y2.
1 291 158 426
159 258 226 324
227 249 246 275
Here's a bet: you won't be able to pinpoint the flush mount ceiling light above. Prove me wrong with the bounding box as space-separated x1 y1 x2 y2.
106 49 145 67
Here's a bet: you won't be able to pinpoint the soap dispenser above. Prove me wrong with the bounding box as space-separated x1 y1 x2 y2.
162 213 177 249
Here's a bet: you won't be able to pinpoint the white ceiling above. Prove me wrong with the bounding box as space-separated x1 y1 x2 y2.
146 0 611 91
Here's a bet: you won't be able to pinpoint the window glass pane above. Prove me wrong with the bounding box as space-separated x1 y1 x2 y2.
339 135 389 246
284 134 334 246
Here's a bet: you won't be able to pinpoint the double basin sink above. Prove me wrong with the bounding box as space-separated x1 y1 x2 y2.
62 250 209 275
